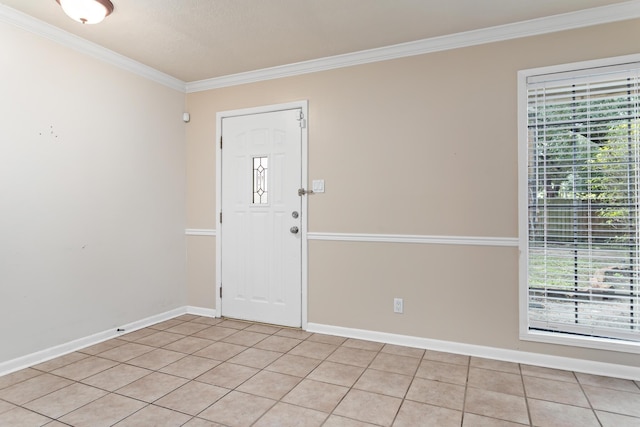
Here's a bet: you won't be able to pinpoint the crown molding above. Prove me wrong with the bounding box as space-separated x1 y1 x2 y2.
3 1 640 94
186 0 640 92
0 4 186 92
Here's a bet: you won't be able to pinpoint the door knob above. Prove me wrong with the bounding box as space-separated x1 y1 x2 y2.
290 226 299 234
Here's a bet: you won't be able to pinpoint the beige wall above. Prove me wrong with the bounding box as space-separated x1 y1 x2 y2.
186 236 216 308
186 19 640 367
0 21 187 364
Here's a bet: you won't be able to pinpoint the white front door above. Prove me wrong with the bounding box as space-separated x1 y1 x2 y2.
220 108 303 327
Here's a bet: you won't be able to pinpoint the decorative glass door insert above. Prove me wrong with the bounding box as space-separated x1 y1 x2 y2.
253 156 268 204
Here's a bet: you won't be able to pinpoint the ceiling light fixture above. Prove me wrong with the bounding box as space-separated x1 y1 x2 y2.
55 0 114 25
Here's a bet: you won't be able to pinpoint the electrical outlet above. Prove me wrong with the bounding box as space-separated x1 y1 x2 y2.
394 298 403 314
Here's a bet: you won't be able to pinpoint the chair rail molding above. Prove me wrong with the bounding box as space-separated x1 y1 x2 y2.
185 229 216 236
307 232 518 247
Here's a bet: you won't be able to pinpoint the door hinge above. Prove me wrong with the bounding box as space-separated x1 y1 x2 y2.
219 212 222 223
297 111 306 128
219 286 222 298
220 137 223 149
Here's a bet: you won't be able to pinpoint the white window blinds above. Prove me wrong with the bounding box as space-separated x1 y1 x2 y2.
526 63 640 343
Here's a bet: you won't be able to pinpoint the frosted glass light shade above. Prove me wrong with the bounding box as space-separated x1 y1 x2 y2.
56 0 114 24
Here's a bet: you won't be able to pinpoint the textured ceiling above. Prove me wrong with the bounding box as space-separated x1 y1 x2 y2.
0 0 634 82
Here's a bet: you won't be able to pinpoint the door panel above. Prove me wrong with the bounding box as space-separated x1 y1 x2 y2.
221 109 302 327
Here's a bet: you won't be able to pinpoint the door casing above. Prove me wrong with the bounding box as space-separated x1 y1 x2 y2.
215 100 309 329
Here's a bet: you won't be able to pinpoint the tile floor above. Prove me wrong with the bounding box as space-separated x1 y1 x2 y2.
1 314 639 426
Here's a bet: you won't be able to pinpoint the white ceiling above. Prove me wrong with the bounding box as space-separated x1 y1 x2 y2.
0 0 637 83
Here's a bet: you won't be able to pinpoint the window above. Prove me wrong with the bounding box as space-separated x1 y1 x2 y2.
252 156 268 204
519 56 640 352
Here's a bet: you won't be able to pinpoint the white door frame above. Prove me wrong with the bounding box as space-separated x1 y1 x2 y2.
216 100 309 329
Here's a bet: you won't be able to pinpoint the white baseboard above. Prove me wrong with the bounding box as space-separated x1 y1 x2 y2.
0 307 187 377
306 323 640 381
4 308 637 381
186 306 217 318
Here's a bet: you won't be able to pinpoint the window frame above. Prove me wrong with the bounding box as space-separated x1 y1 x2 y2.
518 53 640 354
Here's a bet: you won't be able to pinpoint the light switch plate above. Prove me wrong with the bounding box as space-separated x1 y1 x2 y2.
312 179 325 193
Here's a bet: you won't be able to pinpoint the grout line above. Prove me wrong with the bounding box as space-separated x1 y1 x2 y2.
520 363 534 427
575 371 604 427
459 356 472 427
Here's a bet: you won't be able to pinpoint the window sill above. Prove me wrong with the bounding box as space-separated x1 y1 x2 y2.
520 329 640 354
